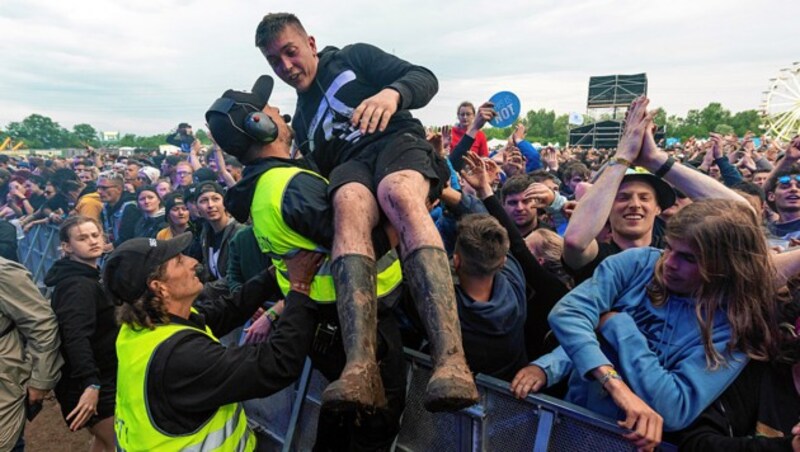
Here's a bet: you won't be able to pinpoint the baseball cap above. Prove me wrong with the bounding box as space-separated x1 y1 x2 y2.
103 232 193 304
196 181 225 198
163 192 186 213
622 167 676 210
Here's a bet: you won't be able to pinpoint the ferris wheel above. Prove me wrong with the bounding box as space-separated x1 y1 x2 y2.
761 62 800 141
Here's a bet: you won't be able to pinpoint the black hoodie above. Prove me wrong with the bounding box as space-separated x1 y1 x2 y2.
44 258 118 390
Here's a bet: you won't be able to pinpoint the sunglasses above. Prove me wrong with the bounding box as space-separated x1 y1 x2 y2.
777 175 800 187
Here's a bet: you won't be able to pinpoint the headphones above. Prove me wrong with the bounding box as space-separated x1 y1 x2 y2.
207 97 279 144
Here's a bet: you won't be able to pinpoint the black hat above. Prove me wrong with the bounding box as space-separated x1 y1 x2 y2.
163 192 185 213
196 181 225 198
103 233 193 304
194 167 217 183
205 76 273 160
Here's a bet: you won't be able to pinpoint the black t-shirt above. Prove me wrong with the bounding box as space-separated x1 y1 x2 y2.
567 219 667 286
43 193 71 214
28 193 46 211
568 241 623 286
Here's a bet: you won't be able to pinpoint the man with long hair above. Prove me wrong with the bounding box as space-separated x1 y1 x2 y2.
526 199 785 450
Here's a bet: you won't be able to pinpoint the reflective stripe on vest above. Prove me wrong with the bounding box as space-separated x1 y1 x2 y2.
251 166 402 303
115 313 255 452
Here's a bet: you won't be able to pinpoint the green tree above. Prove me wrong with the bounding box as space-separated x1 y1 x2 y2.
118 134 138 147
730 110 762 136
714 124 735 135
652 108 667 127
698 103 732 133
5 114 70 148
71 123 99 146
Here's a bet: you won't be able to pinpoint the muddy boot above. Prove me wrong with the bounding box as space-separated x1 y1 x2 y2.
404 246 479 412
321 254 387 412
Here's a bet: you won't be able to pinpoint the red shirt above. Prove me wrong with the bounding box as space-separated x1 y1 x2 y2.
451 127 489 157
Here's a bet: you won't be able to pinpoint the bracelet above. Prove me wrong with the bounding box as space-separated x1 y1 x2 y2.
265 308 279 323
610 156 633 168
654 156 676 178
88 384 101 391
598 369 622 388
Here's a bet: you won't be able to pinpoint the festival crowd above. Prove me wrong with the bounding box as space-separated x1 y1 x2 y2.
1 11 799 452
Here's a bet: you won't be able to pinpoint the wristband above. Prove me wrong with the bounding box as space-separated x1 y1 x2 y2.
88 384 101 391
609 156 633 168
598 369 622 388
265 308 279 323
654 156 676 178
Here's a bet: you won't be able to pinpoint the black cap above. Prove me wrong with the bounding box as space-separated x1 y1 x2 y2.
103 233 194 304
194 167 218 183
205 75 274 160
163 192 185 213
196 181 225 197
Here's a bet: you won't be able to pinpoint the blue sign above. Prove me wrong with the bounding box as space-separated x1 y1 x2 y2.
753 138 762 149
489 91 521 128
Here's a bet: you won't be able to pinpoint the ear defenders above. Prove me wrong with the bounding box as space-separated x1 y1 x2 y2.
206 97 278 144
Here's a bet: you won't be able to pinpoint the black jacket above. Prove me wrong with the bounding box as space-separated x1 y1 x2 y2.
291 43 438 177
145 273 317 434
133 212 166 239
102 192 142 247
44 258 118 390
673 361 798 451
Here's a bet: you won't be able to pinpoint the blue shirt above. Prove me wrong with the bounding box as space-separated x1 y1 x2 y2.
541 247 747 431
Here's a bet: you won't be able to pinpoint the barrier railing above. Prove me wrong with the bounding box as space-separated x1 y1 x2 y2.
17 224 61 292
245 349 677 452
16 225 678 451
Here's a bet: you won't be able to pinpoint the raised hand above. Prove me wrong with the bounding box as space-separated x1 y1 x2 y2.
621 97 653 165
541 147 559 171
460 151 493 197
512 122 527 144
708 133 725 160
471 102 496 133
441 124 452 151
523 183 555 208
786 136 800 164
351 88 401 134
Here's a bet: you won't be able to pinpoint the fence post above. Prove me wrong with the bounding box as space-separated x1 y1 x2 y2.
282 358 313 452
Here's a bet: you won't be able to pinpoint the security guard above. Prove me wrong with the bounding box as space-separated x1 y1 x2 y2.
208 76 407 450
104 233 322 451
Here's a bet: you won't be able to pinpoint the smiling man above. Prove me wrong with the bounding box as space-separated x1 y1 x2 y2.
255 12 477 412
562 96 747 285
764 137 800 241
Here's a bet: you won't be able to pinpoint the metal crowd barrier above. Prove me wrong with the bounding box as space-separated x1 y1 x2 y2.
246 349 677 452
17 223 61 293
15 225 678 451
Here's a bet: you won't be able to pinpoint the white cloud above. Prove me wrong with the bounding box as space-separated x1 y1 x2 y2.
1 0 799 135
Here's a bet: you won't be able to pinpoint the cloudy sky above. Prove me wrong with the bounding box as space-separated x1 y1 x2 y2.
1 0 798 136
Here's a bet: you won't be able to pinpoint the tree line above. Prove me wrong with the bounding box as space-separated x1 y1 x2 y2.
1 102 763 150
